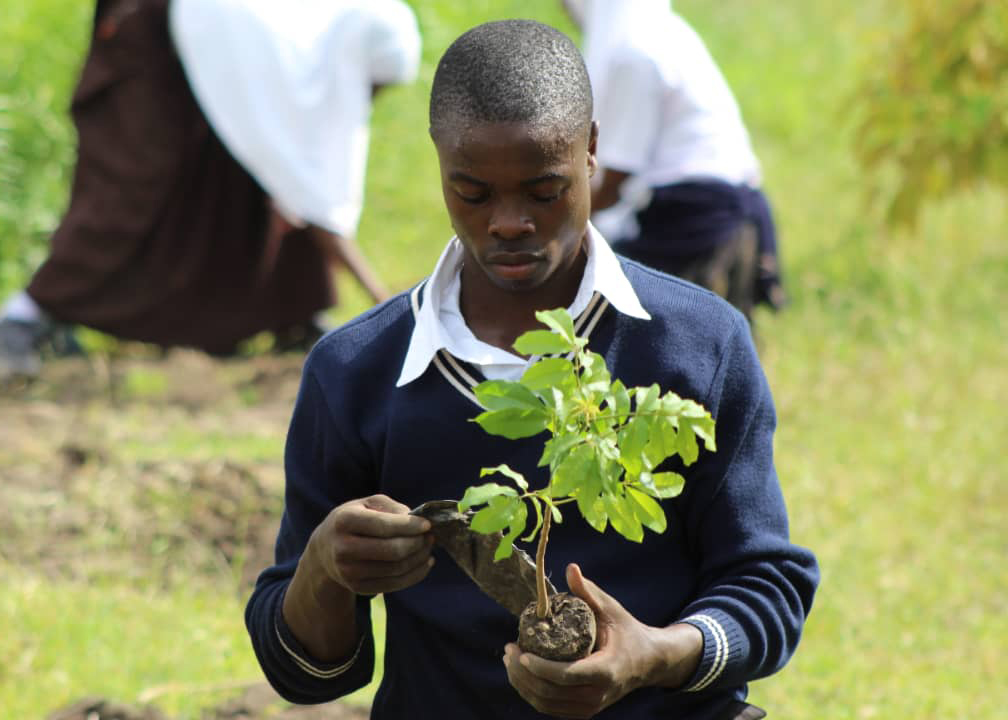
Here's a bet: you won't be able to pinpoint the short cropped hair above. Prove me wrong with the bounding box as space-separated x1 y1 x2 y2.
429 19 593 141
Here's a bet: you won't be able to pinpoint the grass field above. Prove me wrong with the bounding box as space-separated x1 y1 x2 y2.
1 1 1005 718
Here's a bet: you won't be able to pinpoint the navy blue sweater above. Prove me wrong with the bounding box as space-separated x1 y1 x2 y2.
246 260 819 719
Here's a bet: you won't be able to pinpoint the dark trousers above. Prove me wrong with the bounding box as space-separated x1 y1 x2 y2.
610 180 783 320
651 220 758 322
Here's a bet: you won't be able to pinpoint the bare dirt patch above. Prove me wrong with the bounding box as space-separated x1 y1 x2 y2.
1 348 298 588
1 350 300 589
3 349 372 719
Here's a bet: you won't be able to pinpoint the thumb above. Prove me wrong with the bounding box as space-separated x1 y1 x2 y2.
566 563 609 617
363 493 411 515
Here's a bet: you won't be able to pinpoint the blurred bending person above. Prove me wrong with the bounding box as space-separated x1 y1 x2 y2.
563 0 786 323
0 0 420 379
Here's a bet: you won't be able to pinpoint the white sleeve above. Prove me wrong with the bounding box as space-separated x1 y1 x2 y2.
594 50 666 176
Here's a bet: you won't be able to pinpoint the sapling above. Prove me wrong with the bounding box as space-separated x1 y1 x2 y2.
457 308 716 660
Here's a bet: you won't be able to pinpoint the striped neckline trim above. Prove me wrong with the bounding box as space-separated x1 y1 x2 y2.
409 280 611 408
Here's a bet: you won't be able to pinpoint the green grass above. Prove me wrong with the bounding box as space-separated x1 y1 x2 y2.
1 0 1006 718
0 567 386 716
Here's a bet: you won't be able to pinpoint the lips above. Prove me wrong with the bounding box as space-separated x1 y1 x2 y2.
485 250 544 266
485 250 544 282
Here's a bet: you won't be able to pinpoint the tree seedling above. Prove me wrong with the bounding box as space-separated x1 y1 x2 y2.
457 308 716 660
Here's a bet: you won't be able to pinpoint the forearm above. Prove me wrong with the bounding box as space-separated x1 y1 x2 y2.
311 227 389 304
282 538 360 662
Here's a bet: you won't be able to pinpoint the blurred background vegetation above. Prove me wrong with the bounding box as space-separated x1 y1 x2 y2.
1 0 1005 718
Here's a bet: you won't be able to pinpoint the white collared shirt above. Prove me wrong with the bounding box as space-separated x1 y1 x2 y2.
397 223 650 387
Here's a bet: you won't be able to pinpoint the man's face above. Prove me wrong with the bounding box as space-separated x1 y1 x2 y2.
432 120 597 297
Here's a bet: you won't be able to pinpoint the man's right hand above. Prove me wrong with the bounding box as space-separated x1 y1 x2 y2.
308 494 435 595
282 494 433 662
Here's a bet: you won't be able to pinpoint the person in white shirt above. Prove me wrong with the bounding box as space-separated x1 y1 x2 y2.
170 0 421 302
563 0 786 321
0 0 420 379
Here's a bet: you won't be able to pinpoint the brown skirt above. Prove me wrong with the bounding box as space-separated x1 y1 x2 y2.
27 0 335 354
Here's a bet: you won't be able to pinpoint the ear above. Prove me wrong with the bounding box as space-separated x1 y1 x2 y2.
587 121 599 177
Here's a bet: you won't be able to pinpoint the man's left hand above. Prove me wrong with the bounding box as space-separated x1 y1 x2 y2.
503 563 701 718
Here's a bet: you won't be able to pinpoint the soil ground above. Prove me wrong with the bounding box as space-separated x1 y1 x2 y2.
1 347 370 719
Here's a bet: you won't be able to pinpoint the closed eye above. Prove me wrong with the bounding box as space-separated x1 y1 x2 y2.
456 190 489 205
530 184 568 203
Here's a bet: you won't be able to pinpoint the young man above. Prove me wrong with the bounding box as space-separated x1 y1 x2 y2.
246 19 818 720
562 0 787 321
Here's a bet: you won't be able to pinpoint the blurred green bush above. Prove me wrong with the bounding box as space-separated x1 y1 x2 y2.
0 3 89 295
853 0 1008 228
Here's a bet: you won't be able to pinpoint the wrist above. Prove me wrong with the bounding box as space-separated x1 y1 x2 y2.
644 622 704 690
282 538 358 662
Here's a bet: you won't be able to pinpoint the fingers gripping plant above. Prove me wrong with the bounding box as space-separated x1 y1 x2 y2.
458 309 716 638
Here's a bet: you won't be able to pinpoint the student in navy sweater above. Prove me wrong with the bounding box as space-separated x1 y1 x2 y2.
246 19 818 720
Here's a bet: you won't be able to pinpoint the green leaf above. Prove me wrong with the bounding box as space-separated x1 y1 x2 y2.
550 386 570 417
495 502 529 561
644 416 679 469
596 435 620 462
520 357 576 395
513 329 574 356
602 493 644 543
576 492 608 532
539 432 584 469
605 380 632 424
683 408 717 452
474 407 549 439
474 380 542 412
659 392 686 416
535 308 577 344
627 486 667 534
651 471 686 499
597 452 624 495
551 443 596 497
459 481 518 511
676 420 700 465
470 495 521 534
617 417 650 477
479 464 528 491
523 496 544 542
580 352 612 393
493 537 515 561
635 384 661 413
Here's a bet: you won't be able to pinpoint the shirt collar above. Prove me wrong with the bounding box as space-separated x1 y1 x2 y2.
396 222 650 387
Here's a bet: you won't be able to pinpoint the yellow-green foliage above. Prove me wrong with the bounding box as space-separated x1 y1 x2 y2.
853 0 1008 227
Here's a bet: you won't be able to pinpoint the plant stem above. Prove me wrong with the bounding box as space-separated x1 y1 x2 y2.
535 505 551 619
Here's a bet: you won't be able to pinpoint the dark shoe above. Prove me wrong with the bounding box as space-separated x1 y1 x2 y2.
0 318 84 379
48 324 86 357
0 318 46 378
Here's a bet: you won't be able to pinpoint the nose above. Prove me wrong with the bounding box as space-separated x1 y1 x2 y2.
488 200 534 241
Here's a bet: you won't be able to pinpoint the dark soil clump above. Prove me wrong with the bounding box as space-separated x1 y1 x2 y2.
518 592 596 661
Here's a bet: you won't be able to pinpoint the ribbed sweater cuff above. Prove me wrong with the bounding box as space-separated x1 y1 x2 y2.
680 608 747 692
272 591 365 680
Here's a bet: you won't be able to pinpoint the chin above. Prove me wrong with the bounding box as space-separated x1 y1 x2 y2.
488 273 545 293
